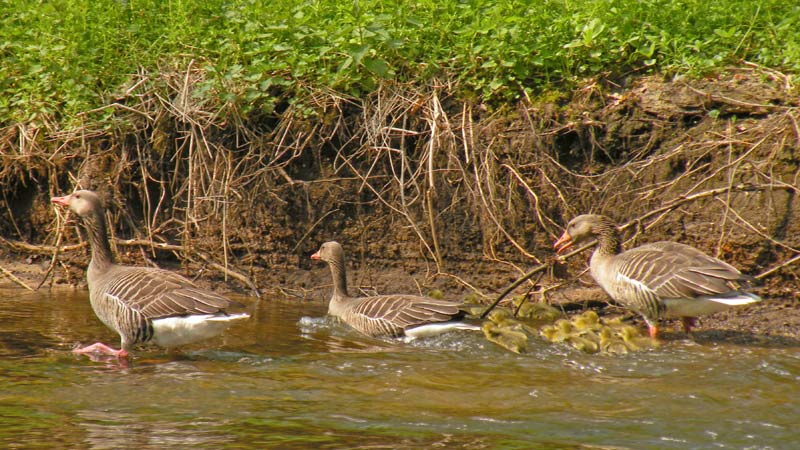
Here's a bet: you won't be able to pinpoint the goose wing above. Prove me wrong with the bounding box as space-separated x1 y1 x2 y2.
614 242 748 299
348 295 462 337
101 266 238 320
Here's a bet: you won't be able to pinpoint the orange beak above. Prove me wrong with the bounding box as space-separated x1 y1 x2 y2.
51 195 71 207
310 251 321 260
553 231 573 254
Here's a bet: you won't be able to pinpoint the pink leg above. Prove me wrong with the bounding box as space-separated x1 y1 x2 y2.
680 317 697 335
73 342 129 358
644 318 660 339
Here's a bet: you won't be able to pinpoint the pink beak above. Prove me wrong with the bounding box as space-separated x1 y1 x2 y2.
553 231 573 254
310 251 321 260
51 195 71 207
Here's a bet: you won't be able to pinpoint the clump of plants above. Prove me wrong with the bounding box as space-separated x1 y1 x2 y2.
2 0 798 126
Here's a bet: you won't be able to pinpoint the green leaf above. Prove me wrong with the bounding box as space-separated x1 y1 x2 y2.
489 78 504 91
362 57 389 77
348 44 370 65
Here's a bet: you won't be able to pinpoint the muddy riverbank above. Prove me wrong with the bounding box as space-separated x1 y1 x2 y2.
1 68 798 339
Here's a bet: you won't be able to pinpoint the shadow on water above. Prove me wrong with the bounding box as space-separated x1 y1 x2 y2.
0 287 798 449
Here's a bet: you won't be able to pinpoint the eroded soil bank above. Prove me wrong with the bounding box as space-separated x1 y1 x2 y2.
1 67 798 339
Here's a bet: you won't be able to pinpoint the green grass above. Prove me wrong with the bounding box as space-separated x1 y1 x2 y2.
1 0 799 125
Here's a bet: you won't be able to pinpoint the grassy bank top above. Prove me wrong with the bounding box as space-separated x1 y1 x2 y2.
2 0 799 125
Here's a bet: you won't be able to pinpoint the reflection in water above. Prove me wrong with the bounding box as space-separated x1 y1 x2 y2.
0 287 798 449
78 409 230 448
298 315 407 354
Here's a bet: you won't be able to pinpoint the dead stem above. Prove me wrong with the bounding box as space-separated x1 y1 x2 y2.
0 265 34 291
1 69 797 304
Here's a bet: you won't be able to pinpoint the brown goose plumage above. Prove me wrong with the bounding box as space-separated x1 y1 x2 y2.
52 190 248 358
310 241 477 338
554 214 761 338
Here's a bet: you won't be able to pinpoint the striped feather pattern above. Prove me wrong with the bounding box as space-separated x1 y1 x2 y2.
312 241 469 338
342 294 463 337
95 266 234 317
618 242 746 297
599 241 756 320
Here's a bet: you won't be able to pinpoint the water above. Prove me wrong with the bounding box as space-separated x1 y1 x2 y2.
0 287 797 449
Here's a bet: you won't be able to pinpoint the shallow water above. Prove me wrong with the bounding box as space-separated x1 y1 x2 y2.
0 287 797 449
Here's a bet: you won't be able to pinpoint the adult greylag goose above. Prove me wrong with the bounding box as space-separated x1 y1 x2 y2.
51 190 249 359
310 241 478 339
554 214 761 338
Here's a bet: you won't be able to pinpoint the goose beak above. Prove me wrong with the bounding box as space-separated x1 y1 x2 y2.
310 251 321 260
51 195 71 207
553 232 573 254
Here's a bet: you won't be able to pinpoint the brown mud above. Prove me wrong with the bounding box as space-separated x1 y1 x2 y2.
1 66 798 340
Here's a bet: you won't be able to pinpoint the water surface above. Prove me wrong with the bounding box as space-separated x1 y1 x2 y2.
0 287 797 449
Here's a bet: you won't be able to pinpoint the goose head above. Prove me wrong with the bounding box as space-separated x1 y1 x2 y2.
311 241 345 263
51 190 104 218
553 214 616 254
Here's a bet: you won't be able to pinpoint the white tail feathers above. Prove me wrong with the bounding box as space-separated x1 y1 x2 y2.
403 321 481 340
205 312 251 322
709 293 761 306
152 313 250 348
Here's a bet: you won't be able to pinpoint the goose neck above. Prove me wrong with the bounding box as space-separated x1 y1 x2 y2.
82 209 115 271
594 226 622 257
327 256 350 299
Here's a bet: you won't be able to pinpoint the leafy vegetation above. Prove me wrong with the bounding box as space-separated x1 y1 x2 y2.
1 0 799 125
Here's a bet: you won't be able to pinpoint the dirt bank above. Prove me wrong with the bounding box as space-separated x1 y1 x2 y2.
1 66 798 340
